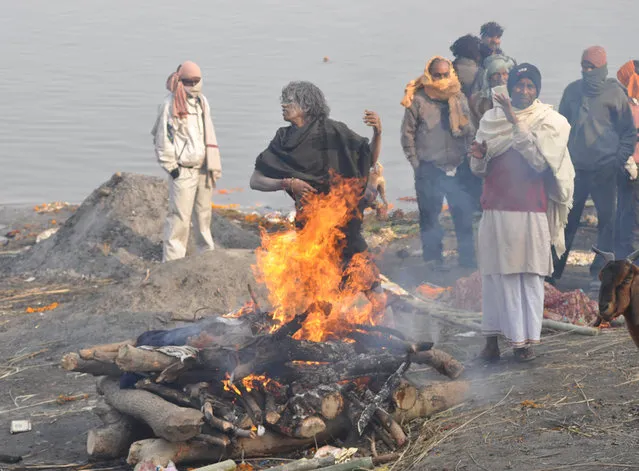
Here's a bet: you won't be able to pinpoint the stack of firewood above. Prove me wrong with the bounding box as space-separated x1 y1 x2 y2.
61 290 469 470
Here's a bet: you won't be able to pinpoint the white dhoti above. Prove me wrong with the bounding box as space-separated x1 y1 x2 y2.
481 273 544 347
163 167 215 262
478 210 551 347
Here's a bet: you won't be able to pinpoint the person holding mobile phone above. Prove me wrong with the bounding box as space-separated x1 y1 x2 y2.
469 63 574 362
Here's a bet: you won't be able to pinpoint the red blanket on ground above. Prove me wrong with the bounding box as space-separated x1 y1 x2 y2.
447 271 598 326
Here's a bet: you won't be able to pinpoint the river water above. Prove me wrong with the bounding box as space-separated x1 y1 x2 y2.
1 0 635 209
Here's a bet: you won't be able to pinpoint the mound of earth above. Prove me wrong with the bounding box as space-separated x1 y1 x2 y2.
6 173 261 280
96 248 269 321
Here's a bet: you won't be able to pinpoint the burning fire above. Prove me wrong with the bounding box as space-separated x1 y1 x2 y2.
222 373 242 396
222 301 256 319
291 361 329 366
254 177 386 342
241 374 283 393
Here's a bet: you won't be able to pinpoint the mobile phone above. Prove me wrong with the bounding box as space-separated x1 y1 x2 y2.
491 85 509 107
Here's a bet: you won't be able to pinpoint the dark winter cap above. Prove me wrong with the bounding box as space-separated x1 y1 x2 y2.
507 63 541 96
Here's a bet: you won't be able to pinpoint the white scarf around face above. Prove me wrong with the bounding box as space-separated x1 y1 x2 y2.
476 99 575 256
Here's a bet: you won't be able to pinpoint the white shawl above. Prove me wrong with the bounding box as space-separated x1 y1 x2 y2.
474 100 575 256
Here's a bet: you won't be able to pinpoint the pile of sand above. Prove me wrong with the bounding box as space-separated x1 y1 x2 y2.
7 173 261 280
97 248 269 321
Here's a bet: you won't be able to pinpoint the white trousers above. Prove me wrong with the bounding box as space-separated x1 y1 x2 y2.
163 167 215 262
481 273 544 347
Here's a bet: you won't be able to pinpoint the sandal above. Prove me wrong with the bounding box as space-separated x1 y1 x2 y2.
513 347 536 362
478 346 501 363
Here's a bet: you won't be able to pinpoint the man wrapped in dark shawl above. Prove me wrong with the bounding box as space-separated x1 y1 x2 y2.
250 81 382 260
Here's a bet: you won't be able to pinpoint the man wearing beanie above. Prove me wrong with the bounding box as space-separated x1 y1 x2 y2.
469 63 574 362
552 46 637 285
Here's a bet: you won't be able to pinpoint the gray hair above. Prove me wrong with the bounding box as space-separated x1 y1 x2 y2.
280 81 330 120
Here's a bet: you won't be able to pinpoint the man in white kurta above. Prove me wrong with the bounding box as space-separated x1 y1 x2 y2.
469 63 574 361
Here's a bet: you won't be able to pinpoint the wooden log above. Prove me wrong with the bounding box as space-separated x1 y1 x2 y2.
236 413 254 430
87 400 151 460
115 345 179 372
287 385 344 421
61 352 122 377
87 423 137 460
542 319 600 336
97 376 204 442
269 411 327 439
239 389 264 425
202 399 235 433
343 392 393 449
357 361 409 435
134 379 199 408
392 381 470 423
362 390 406 447
283 352 404 386
79 339 135 360
262 456 336 471
410 349 464 379
127 416 350 468
157 359 192 383
128 439 221 471
315 458 374 471
264 393 283 425
347 328 433 354
193 432 231 448
191 460 237 471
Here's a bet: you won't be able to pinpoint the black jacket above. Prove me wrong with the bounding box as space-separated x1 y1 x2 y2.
559 79 637 171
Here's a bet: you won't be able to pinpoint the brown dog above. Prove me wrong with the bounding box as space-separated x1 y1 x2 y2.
366 162 388 219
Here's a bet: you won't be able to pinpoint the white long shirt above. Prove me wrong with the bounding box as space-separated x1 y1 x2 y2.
154 95 207 173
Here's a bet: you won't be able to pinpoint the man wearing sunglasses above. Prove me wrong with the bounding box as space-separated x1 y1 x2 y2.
152 61 222 262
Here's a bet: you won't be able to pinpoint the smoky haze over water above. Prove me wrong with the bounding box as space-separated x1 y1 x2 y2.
0 0 635 208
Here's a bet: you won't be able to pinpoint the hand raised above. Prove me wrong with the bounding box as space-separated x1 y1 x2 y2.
469 140 488 160
494 93 517 124
363 110 382 134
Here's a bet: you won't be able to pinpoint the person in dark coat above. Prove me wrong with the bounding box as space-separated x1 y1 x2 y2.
615 60 639 258
249 81 382 262
551 46 638 286
450 34 483 100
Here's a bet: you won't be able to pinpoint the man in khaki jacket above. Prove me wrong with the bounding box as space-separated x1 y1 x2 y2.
152 61 222 262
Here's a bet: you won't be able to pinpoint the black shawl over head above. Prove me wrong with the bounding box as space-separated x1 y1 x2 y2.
254 118 372 258
255 118 372 193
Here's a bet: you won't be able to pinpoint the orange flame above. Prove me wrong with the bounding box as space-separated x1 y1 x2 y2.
222 301 256 319
254 177 386 342
241 374 284 393
222 373 242 396
291 361 329 366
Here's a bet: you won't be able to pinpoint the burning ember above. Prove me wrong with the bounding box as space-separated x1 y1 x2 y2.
222 301 257 319
222 373 242 396
254 178 386 342
242 373 284 393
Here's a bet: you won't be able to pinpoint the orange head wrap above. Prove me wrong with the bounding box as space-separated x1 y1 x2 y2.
617 60 639 100
401 56 469 135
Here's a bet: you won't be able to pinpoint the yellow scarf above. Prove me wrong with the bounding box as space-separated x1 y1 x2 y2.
401 56 470 135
